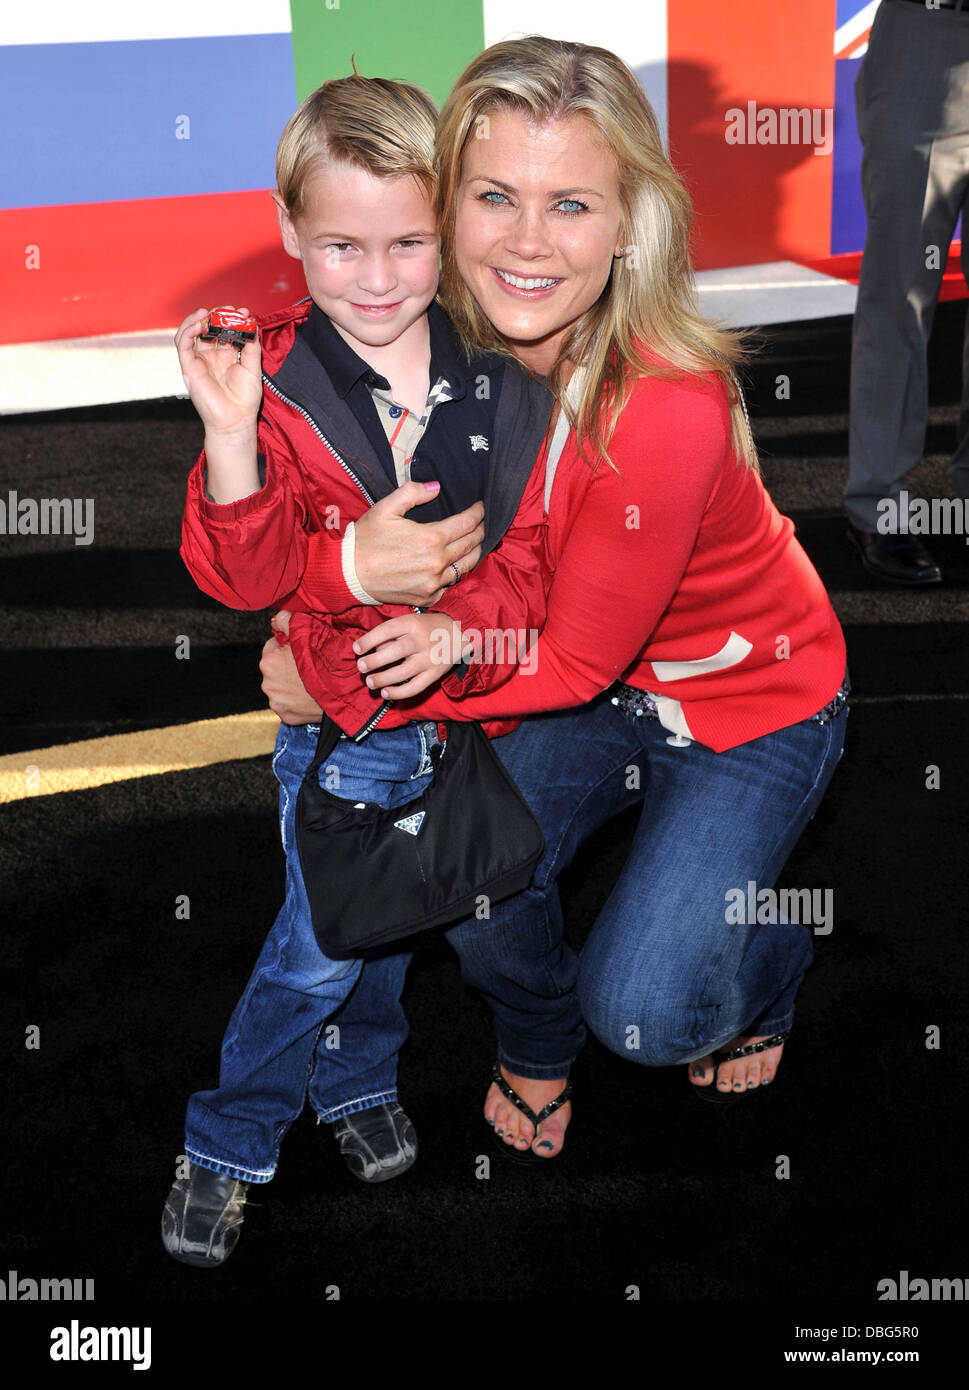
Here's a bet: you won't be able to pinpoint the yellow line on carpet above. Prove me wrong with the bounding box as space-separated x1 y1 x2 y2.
0 710 280 804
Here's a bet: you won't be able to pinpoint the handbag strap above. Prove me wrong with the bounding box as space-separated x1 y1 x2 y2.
303 715 346 784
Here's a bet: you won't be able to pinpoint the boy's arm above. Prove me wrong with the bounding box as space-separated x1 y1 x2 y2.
177 304 312 610
181 413 311 611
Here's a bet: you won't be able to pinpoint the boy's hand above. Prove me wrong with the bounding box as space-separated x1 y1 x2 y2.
354 482 485 606
175 305 263 438
353 612 469 700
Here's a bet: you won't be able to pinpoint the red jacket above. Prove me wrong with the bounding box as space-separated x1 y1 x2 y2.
180 299 553 738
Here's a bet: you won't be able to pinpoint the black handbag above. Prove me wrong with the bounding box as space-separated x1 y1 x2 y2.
294 714 545 958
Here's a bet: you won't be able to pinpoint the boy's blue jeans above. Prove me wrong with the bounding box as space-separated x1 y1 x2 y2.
183 720 440 1184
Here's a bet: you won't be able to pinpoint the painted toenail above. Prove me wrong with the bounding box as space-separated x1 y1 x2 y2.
485 1117 495 1126
692 1065 705 1077
496 1127 504 1135
539 1141 554 1150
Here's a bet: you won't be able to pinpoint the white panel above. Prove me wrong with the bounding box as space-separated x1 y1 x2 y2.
696 261 859 329
0 331 189 414
481 0 668 148
0 0 292 45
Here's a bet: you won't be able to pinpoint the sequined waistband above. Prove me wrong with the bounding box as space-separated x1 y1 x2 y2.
607 671 851 726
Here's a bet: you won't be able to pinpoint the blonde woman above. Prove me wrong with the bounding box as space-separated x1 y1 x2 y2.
263 36 848 1161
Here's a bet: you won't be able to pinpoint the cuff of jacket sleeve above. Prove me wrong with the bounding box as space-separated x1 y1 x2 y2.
433 592 492 694
342 522 380 605
298 529 363 613
442 664 475 697
199 452 271 521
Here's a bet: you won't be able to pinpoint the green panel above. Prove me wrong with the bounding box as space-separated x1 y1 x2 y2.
288 0 485 107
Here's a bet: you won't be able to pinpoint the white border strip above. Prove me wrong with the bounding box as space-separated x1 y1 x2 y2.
0 262 861 414
696 260 858 328
482 0 668 148
0 1 292 45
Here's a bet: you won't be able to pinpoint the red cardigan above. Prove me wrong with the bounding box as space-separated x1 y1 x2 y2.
395 367 846 752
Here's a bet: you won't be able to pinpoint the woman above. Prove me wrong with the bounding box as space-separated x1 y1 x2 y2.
263 34 848 1160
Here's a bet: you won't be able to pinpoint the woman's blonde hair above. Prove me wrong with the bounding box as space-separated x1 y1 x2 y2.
276 74 439 218
435 36 756 469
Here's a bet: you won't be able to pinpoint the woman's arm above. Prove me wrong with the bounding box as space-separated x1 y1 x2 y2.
290 481 486 613
354 377 729 720
260 626 323 724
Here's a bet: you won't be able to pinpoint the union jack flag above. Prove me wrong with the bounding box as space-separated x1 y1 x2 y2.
834 0 880 60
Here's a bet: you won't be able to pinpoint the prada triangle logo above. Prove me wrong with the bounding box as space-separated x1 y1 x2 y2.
394 811 425 836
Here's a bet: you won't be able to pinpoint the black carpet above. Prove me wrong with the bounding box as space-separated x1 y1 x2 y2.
2 307 966 1355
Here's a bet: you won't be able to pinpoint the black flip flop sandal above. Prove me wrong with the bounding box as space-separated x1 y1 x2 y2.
691 1030 790 1104
489 1061 572 1164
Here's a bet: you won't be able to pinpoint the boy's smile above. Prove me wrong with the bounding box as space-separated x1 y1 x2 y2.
275 164 440 363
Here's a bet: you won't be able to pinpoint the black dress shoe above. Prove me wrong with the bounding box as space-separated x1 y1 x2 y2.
161 1164 248 1267
847 525 943 586
330 1102 417 1183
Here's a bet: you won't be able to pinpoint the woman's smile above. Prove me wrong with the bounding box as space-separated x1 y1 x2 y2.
490 267 564 297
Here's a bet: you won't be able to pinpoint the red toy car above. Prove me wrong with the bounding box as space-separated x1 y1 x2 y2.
200 307 258 348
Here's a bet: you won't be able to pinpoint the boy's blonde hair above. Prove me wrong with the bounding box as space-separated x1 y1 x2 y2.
276 74 439 218
435 36 756 470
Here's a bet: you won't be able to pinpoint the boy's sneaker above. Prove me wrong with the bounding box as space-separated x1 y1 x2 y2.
161 1164 248 1267
331 1102 417 1183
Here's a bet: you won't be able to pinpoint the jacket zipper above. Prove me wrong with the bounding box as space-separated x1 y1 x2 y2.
262 371 408 743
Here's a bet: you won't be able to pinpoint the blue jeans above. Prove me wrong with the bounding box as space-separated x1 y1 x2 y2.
183 719 441 1183
443 689 848 1077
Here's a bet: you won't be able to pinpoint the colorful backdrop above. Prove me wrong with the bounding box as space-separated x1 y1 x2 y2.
3 0 954 348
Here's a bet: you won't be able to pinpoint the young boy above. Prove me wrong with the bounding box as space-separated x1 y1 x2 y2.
163 75 553 1267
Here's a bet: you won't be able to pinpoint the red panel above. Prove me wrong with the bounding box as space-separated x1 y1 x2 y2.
803 247 968 303
0 191 305 345
667 1 837 270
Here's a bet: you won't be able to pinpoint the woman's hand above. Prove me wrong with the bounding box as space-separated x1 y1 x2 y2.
353 612 469 700
260 613 324 724
353 482 485 607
